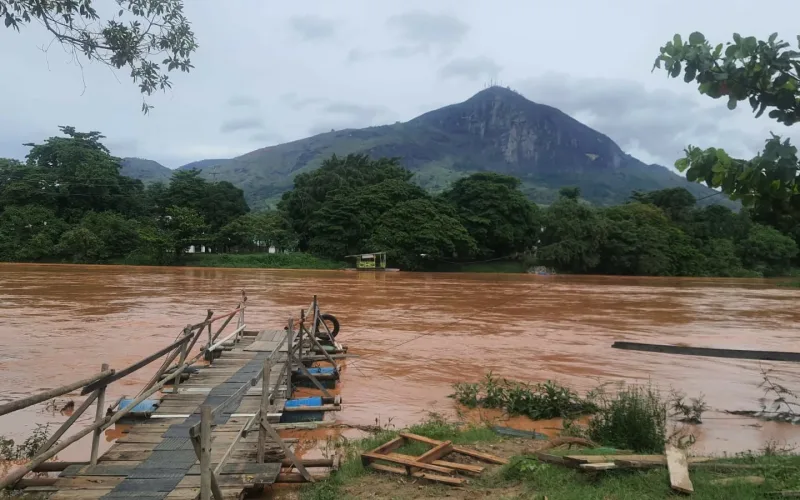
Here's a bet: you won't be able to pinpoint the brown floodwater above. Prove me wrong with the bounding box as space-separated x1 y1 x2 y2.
1 263 799 467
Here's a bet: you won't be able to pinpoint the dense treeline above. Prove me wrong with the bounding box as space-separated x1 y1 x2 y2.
1 128 798 275
0 127 250 264
277 153 798 275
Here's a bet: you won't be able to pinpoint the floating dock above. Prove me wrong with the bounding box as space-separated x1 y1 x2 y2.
0 293 345 499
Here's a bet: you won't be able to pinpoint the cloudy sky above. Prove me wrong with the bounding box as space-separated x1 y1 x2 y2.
2 0 799 169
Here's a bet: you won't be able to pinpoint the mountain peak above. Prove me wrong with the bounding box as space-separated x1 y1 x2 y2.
468 85 529 102
120 91 734 210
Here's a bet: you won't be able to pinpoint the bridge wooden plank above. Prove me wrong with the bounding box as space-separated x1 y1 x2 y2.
45 321 320 500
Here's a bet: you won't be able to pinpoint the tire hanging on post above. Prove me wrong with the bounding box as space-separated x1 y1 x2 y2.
315 313 340 339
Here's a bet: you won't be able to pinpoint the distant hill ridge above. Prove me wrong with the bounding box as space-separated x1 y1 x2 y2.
121 87 733 209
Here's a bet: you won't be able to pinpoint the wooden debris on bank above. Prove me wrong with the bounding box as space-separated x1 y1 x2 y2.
361 433 506 485
710 476 765 486
666 444 694 494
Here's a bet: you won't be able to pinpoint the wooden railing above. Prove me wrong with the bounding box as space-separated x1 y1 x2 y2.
191 317 315 500
0 292 248 490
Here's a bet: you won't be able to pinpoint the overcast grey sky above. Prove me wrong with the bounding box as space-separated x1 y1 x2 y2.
1 0 799 169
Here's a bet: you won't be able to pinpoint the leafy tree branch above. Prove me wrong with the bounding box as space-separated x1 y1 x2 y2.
653 31 800 229
1 0 197 113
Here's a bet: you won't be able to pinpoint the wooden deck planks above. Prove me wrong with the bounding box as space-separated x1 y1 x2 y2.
45 328 296 500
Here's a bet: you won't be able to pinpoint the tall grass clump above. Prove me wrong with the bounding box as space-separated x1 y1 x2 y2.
588 384 667 453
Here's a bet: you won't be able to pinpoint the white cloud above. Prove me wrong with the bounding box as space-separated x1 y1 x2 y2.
1 0 798 169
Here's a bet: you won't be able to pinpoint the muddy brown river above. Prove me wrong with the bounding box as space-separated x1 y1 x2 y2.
1 263 798 464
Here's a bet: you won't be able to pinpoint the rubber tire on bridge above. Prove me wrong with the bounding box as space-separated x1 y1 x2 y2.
315 313 340 338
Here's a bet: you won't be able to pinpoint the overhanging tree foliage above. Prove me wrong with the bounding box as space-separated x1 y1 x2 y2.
653 31 800 244
0 0 197 113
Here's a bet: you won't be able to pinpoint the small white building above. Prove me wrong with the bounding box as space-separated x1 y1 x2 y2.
186 245 212 254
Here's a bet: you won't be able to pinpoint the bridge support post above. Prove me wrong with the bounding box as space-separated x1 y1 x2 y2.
90 363 108 465
257 355 272 463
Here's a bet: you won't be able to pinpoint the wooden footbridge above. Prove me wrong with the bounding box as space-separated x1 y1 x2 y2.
0 293 346 499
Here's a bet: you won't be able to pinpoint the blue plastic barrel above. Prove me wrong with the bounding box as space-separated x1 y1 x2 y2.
281 396 324 423
285 396 322 408
305 367 336 375
116 398 159 418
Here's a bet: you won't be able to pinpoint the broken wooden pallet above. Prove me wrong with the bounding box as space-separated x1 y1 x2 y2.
360 432 505 485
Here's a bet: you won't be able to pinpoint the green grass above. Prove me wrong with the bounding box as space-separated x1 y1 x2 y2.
302 413 800 500
500 452 800 500
588 385 667 454
182 252 345 269
301 414 500 500
116 252 346 270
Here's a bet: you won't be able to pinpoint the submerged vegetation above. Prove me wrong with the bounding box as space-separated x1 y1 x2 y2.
0 424 50 462
587 385 668 454
452 376 669 454
451 373 596 420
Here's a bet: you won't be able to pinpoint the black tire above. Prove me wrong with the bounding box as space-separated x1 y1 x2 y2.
316 313 340 338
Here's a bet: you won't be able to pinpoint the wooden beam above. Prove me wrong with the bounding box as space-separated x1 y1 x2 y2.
90 363 109 465
82 334 195 394
666 444 693 494
565 454 712 466
612 341 800 363
214 416 251 475
431 460 484 474
367 436 405 455
361 452 455 475
0 369 113 416
710 476 765 486
200 406 212 500
400 433 508 465
367 463 465 486
615 460 769 471
190 430 224 500
282 404 340 413
279 458 333 467
35 391 99 455
137 328 195 398
0 413 108 488
580 462 617 471
259 418 314 482
274 472 330 483
290 350 332 397
415 441 453 464
209 310 235 344
257 356 272 463
207 324 247 352
535 453 573 467
32 461 87 473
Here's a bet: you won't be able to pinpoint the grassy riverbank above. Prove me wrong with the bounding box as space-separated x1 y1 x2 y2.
115 252 346 270
302 415 800 500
